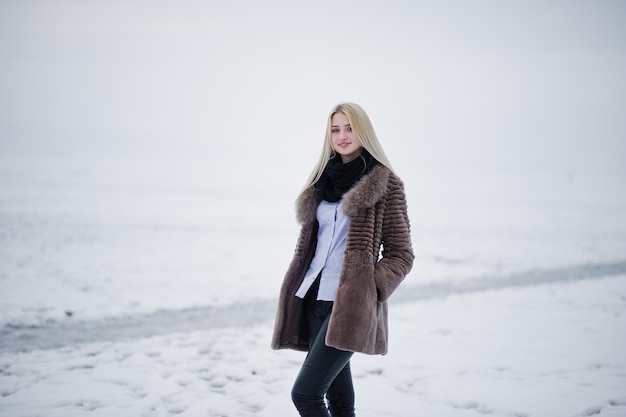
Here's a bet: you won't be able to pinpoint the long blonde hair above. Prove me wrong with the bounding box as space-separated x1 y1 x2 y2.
304 103 394 189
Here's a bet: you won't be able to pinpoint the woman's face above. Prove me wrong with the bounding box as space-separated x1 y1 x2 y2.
330 112 363 163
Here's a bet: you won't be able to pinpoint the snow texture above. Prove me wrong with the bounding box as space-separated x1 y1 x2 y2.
1 1 626 416
1 156 625 417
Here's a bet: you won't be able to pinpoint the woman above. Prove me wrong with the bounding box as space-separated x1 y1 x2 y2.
271 103 414 416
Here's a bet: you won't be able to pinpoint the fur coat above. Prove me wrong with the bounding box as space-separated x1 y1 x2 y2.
271 164 414 355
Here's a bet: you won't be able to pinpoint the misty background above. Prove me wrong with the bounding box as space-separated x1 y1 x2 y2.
1 3 626 415
2 0 624 189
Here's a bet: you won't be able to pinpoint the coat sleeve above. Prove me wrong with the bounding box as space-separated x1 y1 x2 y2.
374 176 414 303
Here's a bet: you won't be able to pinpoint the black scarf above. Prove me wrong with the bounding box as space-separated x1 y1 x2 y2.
314 150 378 202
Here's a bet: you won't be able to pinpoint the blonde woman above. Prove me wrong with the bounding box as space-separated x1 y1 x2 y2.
272 103 414 416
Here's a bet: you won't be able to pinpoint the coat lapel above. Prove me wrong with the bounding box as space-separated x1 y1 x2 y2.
295 187 320 225
341 164 391 216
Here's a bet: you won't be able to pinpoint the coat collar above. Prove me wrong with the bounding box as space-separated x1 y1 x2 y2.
296 164 392 224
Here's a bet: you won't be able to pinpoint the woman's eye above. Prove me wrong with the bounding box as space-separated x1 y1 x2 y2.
331 129 339 133
347 127 352 131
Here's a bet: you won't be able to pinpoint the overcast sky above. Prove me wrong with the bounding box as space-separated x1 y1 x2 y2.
1 0 625 181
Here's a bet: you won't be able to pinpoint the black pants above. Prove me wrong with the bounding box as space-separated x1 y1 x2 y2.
291 280 355 417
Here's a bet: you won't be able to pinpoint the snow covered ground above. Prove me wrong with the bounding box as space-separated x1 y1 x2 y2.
1 156 625 417
2 0 625 415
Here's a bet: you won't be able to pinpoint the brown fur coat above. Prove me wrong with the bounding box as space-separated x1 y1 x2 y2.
271 164 414 355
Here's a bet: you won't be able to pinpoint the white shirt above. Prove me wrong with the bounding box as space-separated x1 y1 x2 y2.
295 200 350 301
